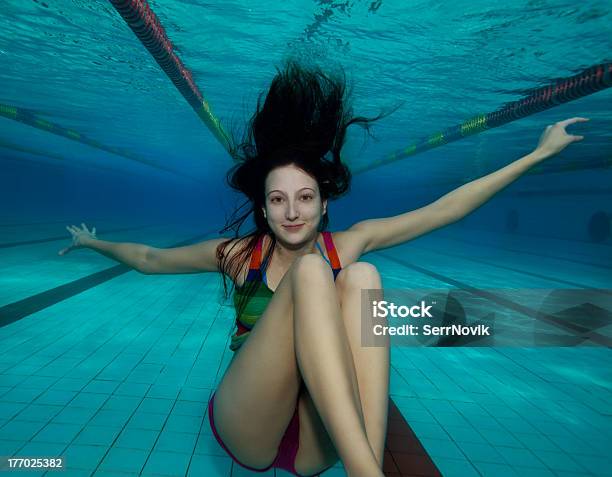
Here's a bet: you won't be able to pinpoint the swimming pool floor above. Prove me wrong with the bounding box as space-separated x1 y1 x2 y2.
0 222 610 476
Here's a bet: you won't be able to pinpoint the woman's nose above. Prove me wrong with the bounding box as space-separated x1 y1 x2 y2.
285 202 299 218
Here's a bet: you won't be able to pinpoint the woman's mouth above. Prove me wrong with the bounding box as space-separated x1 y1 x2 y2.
283 224 304 231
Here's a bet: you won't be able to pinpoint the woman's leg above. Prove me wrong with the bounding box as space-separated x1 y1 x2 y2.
335 262 390 467
294 262 389 475
291 255 384 477
212 253 382 476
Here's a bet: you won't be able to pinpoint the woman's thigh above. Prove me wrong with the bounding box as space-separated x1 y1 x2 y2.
212 253 334 469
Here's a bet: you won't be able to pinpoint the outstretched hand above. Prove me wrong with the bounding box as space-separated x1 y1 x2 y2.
534 117 589 159
58 223 97 256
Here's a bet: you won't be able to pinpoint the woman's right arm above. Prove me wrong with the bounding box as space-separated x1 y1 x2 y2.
59 224 228 275
140 237 228 274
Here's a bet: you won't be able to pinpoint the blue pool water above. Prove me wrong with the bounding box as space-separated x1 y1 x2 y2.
0 1 611 476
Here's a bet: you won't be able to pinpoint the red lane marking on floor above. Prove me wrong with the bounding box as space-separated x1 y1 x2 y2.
383 398 442 477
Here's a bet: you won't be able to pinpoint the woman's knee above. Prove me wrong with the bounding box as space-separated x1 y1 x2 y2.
336 262 381 292
290 253 334 285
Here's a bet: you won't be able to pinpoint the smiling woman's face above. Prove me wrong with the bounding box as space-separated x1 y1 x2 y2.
262 163 327 244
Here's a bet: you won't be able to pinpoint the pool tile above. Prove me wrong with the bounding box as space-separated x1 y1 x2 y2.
73 426 121 446
62 444 108 470
433 458 480 477
31 422 82 444
115 428 159 450
140 450 190 476
97 446 149 473
186 453 231 476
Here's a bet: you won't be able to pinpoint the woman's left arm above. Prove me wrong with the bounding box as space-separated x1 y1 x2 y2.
349 117 589 254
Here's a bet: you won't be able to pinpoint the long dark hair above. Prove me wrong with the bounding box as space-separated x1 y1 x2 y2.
215 59 392 312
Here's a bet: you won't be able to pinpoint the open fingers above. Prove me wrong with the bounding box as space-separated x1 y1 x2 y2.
557 117 589 128
67 225 84 237
66 223 95 238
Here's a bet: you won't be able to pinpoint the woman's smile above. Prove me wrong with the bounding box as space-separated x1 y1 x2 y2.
283 223 305 231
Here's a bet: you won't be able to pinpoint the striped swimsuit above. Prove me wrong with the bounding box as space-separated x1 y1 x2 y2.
229 230 342 352
208 231 342 477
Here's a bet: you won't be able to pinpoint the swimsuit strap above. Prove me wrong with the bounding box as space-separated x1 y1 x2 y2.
244 234 265 283
322 231 342 271
315 241 331 266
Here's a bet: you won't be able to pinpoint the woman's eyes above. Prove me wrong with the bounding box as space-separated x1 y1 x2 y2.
271 195 313 203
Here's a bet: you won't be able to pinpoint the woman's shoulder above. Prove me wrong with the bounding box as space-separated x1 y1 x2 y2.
325 229 363 268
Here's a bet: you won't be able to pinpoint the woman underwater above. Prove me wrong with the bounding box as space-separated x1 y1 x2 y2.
59 60 587 477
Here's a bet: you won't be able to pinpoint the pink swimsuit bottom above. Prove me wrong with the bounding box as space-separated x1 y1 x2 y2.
208 391 336 477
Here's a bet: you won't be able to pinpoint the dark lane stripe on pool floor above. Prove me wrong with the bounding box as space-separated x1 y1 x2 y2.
383 398 443 476
0 231 213 327
378 252 612 347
